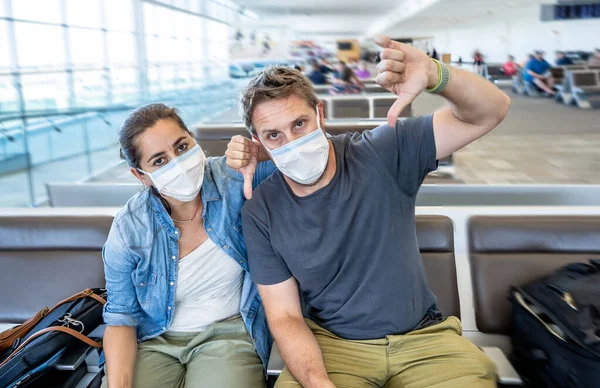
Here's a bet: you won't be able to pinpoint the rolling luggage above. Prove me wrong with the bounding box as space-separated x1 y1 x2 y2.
510 259 600 387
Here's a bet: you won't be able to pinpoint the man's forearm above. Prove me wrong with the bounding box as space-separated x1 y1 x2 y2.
270 316 333 388
436 63 511 130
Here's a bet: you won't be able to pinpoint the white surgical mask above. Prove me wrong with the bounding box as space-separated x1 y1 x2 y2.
268 106 329 185
139 144 206 202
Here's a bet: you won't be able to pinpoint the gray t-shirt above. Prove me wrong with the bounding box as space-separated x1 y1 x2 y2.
242 115 442 340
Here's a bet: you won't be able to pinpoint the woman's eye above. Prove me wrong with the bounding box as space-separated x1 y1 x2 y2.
177 143 188 153
154 158 165 166
295 120 305 128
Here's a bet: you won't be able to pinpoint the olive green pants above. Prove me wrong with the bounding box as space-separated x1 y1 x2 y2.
276 316 497 388
101 316 265 388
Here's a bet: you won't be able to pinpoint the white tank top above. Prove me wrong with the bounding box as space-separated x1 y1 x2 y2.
168 238 244 333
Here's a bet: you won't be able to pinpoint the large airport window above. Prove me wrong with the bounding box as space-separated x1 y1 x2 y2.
107 32 137 67
14 23 66 70
20 72 70 111
104 0 135 32
0 21 11 72
69 28 105 68
65 0 103 28
73 70 108 107
11 0 62 24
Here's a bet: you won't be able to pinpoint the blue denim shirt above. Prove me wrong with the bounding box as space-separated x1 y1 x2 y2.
102 156 275 368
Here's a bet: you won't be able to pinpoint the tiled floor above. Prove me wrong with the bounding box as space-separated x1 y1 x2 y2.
411 88 600 184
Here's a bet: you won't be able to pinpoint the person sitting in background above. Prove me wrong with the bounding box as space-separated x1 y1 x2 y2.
354 60 372 79
520 54 534 69
555 51 573 66
307 59 327 85
319 58 333 74
330 61 364 95
524 50 555 96
473 50 485 75
502 55 518 76
589 48 600 66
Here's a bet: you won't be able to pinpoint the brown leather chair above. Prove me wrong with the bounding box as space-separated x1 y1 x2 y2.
468 216 600 334
0 216 113 325
417 215 460 318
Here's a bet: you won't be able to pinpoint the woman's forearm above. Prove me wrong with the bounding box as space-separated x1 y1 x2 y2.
104 326 138 388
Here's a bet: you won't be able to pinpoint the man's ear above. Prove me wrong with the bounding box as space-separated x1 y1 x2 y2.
131 168 152 187
318 101 326 128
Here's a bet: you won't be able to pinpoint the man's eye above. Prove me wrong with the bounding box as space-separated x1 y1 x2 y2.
267 132 280 140
177 143 188 153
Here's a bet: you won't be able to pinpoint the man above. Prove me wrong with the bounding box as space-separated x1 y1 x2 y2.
226 36 510 387
555 51 573 66
306 59 327 85
524 50 555 95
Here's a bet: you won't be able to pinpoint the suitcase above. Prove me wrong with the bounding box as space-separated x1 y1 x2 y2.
509 259 600 387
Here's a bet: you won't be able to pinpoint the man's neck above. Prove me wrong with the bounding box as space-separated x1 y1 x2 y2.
283 140 337 198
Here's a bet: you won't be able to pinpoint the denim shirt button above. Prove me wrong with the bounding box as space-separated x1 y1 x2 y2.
140 282 144 286
171 256 176 260
207 227 212 232
174 230 179 235
162 326 166 330
168 306 172 310
170 282 174 286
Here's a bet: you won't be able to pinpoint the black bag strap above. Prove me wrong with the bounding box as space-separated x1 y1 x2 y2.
0 326 102 368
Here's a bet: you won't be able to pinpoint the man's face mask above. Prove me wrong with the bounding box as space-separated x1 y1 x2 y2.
138 144 206 202
268 105 330 185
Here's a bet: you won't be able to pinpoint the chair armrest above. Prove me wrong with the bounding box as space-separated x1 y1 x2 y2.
480 346 523 385
267 343 284 376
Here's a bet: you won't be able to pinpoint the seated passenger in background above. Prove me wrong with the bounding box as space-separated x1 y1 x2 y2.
589 48 600 66
101 103 274 388
520 53 533 69
354 60 372 79
306 59 327 85
318 57 333 74
227 35 510 388
524 50 555 96
329 60 364 94
501 55 518 76
555 51 573 66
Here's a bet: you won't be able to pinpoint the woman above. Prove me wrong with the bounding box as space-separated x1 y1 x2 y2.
329 61 364 95
354 60 371 80
101 103 274 388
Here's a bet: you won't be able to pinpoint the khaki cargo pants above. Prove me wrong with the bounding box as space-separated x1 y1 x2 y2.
101 316 265 388
276 316 497 388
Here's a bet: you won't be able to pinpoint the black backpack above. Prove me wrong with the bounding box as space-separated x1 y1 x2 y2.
0 288 106 387
510 259 600 388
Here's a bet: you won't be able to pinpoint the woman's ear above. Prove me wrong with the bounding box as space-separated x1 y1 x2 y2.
131 168 152 187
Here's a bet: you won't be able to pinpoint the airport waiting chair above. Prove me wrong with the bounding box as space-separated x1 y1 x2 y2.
565 70 600 108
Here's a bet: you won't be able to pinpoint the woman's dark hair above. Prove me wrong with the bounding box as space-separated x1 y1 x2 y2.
119 103 192 213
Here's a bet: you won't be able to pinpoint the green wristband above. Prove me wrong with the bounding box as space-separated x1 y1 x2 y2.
426 58 450 94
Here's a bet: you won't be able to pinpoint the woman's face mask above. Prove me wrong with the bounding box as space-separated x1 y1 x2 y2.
138 144 206 202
